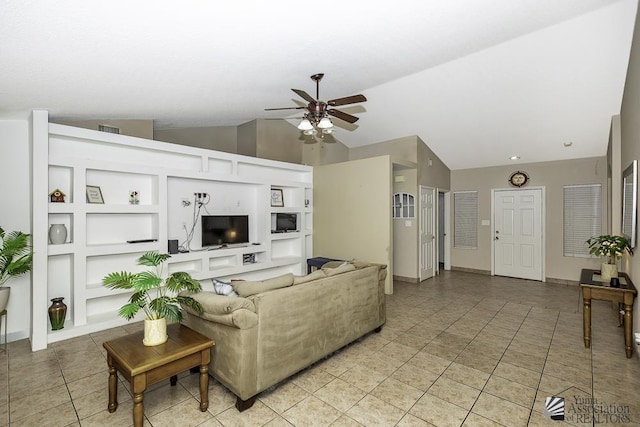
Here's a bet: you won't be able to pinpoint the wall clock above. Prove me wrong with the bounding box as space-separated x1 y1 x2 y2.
508 171 529 187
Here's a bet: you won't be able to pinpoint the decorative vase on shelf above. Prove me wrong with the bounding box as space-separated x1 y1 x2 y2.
48 224 67 245
600 263 618 283
143 317 168 346
48 297 67 330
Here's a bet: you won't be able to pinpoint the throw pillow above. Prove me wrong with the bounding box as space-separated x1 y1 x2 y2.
293 269 327 285
323 262 356 276
232 273 294 297
212 279 238 297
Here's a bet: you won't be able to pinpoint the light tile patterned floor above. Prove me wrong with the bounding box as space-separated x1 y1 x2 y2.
1 270 640 426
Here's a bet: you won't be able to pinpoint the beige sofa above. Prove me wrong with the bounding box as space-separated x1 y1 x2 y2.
182 261 387 411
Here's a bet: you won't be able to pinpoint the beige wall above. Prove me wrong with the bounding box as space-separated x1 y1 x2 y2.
393 168 418 280
154 126 238 153
417 137 450 190
451 157 608 281
349 136 417 163
302 138 350 166
619 5 640 340
53 119 154 139
313 156 393 293
237 120 257 157
255 119 302 163
349 135 451 281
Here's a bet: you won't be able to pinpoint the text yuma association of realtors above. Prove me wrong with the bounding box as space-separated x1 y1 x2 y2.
568 397 631 424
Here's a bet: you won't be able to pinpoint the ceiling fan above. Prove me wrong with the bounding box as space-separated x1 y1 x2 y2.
265 73 367 136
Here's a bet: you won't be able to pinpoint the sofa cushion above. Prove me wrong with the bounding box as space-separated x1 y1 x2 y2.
322 262 357 276
293 269 327 285
190 292 255 314
232 273 294 297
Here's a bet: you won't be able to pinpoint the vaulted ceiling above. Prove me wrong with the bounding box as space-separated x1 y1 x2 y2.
1 0 637 169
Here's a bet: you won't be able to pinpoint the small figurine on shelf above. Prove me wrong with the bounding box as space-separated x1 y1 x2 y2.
129 190 139 205
49 189 66 203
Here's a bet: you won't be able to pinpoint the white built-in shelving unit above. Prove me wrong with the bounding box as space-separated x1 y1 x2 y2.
31 111 312 350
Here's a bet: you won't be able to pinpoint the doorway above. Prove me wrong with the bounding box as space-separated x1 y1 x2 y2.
492 188 545 281
437 190 451 272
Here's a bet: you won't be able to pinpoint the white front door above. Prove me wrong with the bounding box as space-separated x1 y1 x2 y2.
419 186 435 281
493 188 543 281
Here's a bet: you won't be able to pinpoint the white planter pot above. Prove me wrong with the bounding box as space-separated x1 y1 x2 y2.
600 263 618 283
0 287 9 312
143 317 168 346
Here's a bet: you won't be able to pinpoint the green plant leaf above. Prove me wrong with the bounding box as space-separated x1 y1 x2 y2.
177 295 203 314
166 272 202 293
138 251 171 267
102 271 136 289
132 271 162 292
118 302 142 320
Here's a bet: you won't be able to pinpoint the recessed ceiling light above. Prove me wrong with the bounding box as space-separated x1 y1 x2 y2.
509 155 520 160
564 141 573 147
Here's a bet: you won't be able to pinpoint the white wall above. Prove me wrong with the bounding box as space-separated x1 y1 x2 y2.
0 118 32 341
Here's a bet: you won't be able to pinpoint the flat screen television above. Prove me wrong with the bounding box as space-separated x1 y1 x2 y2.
202 215 249 246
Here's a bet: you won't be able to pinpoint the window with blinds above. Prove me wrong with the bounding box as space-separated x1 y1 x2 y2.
563 184 601 257
454 191 478 249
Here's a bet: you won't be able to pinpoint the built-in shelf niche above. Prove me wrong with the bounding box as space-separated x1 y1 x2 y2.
86 169 159 205
49 165 74 203
86 213 158 245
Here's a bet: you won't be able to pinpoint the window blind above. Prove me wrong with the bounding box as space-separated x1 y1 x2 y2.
454 191 478 249
563 184 601 257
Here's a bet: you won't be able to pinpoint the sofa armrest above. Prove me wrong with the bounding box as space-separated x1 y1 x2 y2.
184 306 258 329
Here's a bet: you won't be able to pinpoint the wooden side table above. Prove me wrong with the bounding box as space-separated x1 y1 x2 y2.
103 324 214 427
580 269 637 358
306 257 342 274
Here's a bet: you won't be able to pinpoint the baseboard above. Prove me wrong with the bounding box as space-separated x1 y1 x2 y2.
393 275 419 283
450 266 491 275
545 277 579 287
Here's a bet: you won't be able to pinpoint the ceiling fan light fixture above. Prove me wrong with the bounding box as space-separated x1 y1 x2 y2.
322 128 334 135
318 117 333 129
303 128 318 136
297 119 313 131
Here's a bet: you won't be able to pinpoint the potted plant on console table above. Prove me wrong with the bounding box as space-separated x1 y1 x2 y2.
103 251 203 346
586 234 633 282
0 226 33 312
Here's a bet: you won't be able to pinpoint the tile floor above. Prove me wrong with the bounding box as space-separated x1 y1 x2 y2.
1 270 640 426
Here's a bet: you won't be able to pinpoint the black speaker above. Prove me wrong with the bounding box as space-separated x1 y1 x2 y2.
168 239 179 254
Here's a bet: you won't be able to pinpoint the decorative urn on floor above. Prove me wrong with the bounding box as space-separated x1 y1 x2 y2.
586 235 633 283
102 251 203 346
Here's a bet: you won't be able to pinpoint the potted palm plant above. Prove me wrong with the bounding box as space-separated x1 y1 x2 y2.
586 234 633 282
103 251 203 346
0 226 33 312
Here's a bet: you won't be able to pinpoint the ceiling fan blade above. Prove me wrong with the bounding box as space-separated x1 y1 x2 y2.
292 89 317 104
264 107 306 111
328 109 359 124
327 94 367 107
